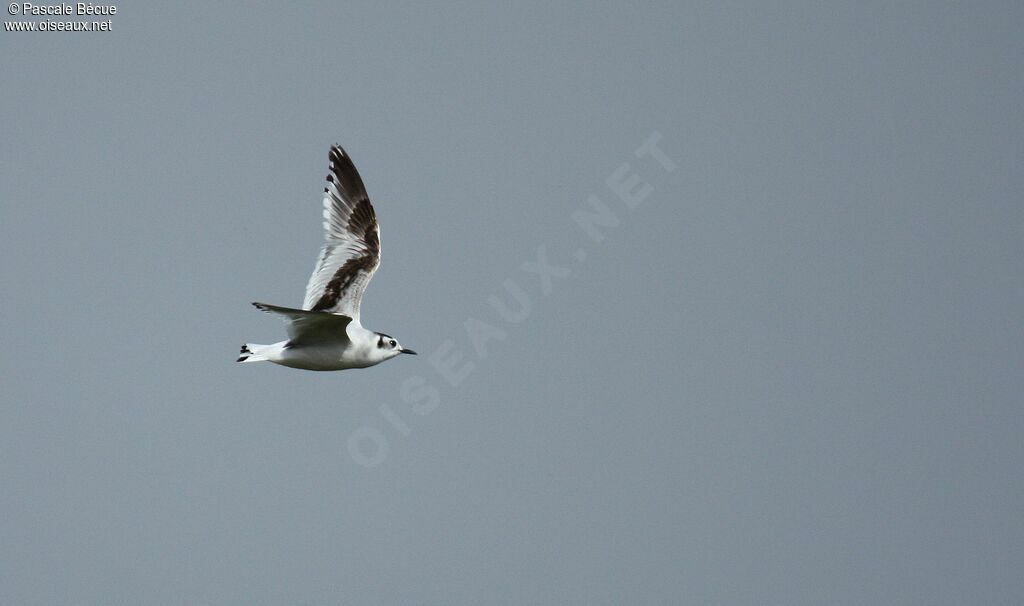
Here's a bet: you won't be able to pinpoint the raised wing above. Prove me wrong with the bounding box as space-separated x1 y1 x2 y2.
302 145 381 320
252 302 352 345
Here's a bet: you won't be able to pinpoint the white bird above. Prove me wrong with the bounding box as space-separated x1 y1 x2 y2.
237 144 416 371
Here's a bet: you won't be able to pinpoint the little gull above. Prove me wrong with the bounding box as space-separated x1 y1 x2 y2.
238 144 416 371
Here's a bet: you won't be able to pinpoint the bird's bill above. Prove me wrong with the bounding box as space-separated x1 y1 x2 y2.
400 348 417 355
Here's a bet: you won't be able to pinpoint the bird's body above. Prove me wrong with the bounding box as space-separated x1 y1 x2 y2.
238 145 416 371
240 320 386 372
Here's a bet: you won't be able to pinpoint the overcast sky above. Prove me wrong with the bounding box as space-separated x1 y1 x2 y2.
2 2 1022 604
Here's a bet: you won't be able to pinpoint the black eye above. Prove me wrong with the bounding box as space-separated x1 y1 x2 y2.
389 340 396 347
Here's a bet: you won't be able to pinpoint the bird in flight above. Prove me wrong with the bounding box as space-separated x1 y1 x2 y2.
238 144 416 370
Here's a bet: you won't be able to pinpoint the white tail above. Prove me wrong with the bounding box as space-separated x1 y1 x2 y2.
237 343 272 363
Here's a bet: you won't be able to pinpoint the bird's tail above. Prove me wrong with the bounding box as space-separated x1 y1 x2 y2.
237 343 272 363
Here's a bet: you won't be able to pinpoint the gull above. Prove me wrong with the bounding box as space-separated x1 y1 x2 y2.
237 144 416 370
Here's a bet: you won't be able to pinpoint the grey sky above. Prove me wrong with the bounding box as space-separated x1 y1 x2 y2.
2 2 1022 604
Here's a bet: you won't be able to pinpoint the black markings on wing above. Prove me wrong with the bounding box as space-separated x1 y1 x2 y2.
305 144 382 315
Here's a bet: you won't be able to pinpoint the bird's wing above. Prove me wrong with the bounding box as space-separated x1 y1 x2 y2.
302 145 381 321
253 302 352 345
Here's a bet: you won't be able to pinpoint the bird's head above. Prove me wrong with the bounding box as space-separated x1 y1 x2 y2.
372 332 417 363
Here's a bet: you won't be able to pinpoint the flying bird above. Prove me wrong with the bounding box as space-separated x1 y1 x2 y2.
238 144 416 370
